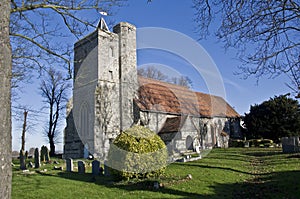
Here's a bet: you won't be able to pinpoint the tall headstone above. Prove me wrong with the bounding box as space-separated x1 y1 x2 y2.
40 145 50 162
19 150 26 170
92 160 100 176
66 158 73 172
34 148 40 168
282 136 300 153
78 161 85 174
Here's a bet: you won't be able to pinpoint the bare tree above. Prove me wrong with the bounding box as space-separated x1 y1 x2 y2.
138 66 168 81
40 68 70 156
10 0 125 90
170 76 192 88
193 0 300 95
138 66 192 88
21 110 28 152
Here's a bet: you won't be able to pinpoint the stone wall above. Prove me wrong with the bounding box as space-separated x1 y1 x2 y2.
140 111 240 155
72 30 99 155
113 23 138 131
63 109 84 159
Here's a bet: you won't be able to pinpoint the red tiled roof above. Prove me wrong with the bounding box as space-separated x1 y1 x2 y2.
136 76 240 118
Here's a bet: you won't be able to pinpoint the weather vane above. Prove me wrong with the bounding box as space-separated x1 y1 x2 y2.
98 11 109 32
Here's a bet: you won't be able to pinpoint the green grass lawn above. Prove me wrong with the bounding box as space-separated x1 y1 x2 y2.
12 148 300 199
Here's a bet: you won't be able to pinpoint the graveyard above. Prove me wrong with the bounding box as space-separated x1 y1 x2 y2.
12 147 300 198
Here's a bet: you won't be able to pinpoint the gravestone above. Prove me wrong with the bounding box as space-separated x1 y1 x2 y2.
66 158 73 172
19 150 26 170
78 161 85 174
34 148 40 168
282 137 300 153
104 161 110 176
25 151 28 159
92 160 100 176
41 145 50 162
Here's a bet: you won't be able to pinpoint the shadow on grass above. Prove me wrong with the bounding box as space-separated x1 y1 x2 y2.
243 151 283 157
177 162 259 176
47 171 205 199
35 169 300 199
224 170 300 199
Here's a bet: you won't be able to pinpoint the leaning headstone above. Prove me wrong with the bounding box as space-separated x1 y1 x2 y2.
92 160 100 176
40 145 50 162
78 161 85 174
34 148 40 168
19 150 26 170
66 158 73 172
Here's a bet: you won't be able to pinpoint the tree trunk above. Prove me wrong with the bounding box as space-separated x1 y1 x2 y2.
0 0 12 198
49 137 55 157
21 110 28 151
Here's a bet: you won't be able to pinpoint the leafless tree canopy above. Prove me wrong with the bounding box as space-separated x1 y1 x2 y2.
138 66 168 81
193 0 300 94
40 67 70 156
138 66 192 88
10 0 125 87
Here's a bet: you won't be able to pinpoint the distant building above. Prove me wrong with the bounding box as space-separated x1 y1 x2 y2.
64 20 241 160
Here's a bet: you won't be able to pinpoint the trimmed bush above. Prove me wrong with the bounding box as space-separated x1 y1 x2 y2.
107 125 168 180
249 139 274 147
229 139 245 147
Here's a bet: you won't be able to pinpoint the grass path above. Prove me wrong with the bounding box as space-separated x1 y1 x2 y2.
232 149 300 199
12 148 300 199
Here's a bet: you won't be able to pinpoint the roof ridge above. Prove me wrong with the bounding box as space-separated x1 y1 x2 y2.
138 75 224 99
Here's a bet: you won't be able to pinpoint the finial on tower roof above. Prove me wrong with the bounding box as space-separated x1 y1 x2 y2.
97 15 109 32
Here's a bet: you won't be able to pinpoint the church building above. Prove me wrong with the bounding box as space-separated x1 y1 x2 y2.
63 20 241 160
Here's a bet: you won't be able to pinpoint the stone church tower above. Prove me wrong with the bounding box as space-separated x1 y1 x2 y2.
64 20 138 159
64 20 242 160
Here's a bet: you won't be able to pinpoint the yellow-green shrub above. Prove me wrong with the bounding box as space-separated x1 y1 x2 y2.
107 125 168 180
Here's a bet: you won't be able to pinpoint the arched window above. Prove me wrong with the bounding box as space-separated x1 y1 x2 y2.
186 135 193 151
109 46 114 57
80 102 90 137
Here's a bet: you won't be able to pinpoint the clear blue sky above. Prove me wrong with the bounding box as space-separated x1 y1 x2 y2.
12 0 292 151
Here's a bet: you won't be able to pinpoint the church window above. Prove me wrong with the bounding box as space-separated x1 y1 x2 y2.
109 70 113 80
109 47 114 57
186 135 193 151
80 102 90 137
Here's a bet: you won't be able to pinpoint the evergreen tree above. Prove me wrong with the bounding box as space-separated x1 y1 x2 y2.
244 95 300 142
